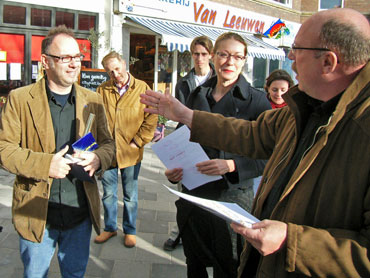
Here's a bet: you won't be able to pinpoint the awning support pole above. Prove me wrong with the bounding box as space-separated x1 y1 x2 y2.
154 36 159 91
171 49 178 97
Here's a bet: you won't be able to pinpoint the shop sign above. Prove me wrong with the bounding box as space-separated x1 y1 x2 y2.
120 0 276 34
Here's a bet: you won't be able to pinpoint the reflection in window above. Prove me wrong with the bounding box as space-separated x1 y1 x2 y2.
252 58 267 89
31 8 51 27
78 14 96 31
56 11 75 29
320 0 343 9
3 5 26 25
271 0 290 5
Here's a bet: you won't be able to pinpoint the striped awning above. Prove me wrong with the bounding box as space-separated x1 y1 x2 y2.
127 15 285 61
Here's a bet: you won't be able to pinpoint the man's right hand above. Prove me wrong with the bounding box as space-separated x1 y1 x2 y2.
49 145 72 179
140 89 194 128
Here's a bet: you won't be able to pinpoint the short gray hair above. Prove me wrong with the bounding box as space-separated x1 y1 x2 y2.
319 19 370 66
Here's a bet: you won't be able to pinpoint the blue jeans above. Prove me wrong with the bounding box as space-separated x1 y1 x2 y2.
101 163 141 235
19 218 92 278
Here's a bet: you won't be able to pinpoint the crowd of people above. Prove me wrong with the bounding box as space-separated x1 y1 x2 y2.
0 7 369 278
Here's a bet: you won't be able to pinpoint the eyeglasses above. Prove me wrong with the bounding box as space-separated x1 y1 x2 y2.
45 53 85 63
291 43 331 55
216 52 246 62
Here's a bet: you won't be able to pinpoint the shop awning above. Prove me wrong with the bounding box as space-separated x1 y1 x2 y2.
127 16 285 61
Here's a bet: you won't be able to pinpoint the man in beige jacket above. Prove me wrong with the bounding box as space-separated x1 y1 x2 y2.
95 51 157 247
0 26 115 278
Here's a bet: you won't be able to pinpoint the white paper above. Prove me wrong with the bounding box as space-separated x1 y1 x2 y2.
32 64 38 79
152 125 222 190
163 184 259 228
10 63 21 80
0 63 6 80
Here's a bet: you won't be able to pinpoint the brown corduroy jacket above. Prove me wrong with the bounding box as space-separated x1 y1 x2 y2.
97 75 157 168
0 78 115 243
190 62 370 278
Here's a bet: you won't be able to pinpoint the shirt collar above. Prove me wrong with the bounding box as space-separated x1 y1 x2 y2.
45 77 76 104
116 73 131 96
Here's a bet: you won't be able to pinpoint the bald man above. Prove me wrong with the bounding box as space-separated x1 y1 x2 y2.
141 8 370 278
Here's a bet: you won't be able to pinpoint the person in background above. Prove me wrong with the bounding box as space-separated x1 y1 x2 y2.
264 69 294 109
163 35 216 251
95 51 157 248
0 25 115 278
141 8 370 278
175 35 215 105
164 32 270 277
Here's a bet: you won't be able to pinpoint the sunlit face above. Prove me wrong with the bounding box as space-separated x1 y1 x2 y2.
191 44 211 72
213 38 246 84
287 19 323 99
267 79 290 105
42 34 81 89
104 58 128 88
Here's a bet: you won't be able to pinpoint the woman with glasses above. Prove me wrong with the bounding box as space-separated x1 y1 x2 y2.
264 69 294 109
165 32 271 277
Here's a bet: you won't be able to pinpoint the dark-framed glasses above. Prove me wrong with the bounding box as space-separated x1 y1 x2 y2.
45 53 85 63
291 43 331 55
216 52 246 62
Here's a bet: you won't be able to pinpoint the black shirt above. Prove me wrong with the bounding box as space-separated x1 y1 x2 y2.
46 82 89 230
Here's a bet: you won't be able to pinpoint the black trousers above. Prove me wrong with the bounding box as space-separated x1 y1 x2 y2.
176 199 238 278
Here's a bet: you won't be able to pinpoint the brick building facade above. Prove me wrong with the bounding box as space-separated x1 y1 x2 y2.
211 0 369 23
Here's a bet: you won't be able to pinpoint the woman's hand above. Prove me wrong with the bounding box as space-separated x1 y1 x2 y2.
196 159 235 175
165 168 183 183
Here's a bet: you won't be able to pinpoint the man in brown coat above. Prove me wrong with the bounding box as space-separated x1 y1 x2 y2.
94 51 157 247
141 8 370 278
0 26 115 277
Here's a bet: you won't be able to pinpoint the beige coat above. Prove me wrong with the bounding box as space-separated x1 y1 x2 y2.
0 78 115 243
97 75 157 168
190 62 370 277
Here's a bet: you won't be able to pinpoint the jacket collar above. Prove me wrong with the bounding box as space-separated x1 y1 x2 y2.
181 63 216 83
284 61 370 130
195 74 252 101
28 77 55 152
104 74 137 95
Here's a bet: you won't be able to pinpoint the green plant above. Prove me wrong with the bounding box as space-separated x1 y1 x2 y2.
88 28 104 51
158 115 168 125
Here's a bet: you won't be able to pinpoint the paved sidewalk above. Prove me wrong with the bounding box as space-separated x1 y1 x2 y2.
0 142 188 278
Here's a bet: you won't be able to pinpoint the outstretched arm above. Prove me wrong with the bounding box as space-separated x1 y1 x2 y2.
140 89 194 128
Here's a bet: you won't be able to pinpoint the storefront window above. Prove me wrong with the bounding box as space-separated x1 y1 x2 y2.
178 51 191 78
252 58 267 89
0 33 25 96
78 14 96 31
31 8 51 27
319 0 343 9
76 39 92 68
56 11 75 29
31 35 44 83
158 52 172 83
265 0 291 6
269 59 279 74
129 34 155 88
3 5 26 25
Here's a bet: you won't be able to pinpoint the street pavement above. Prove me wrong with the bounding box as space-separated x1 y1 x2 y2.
0 140 190 278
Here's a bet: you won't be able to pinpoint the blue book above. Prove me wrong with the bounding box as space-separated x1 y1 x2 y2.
72 132 98 151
